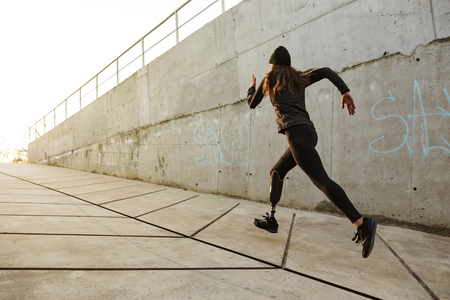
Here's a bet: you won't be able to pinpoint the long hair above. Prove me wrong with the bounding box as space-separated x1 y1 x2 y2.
263 65 313 99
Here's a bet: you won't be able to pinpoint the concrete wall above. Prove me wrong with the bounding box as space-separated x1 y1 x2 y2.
28 0 450 229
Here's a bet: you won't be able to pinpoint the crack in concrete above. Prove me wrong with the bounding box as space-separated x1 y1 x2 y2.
340 37 450 73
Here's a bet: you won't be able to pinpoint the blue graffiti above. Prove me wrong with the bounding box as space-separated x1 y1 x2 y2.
193 120 250 165
370 80 450 157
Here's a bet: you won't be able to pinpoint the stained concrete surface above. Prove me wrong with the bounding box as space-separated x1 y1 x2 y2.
0 164 449 300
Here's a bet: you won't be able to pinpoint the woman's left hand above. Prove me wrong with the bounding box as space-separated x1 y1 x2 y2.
341 92 356 115
250 74 256 88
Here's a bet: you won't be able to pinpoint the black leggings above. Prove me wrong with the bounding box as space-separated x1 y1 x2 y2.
270 125 362 224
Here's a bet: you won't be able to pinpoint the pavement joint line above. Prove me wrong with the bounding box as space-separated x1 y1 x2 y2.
3 171 288 268
190 236 381 300
15 175 92 181
189 203 240 238
0 193 63 196
0 267 277 271
0 194 79 197
0 232 184 238
0 171 191 238
1 172 63 176
133 218 190 238
0 186 49 188
281 213 296 269
133 195 200 218
0 214 127 218
40 179 127 189
62 183 144 196
0 170 388 298
0 188 57 191
12 171 87 177
37 179 107 185
34 176 112 184
0 202 91 205
98 188 168 206
376 233 440 300
0 187 45 189
283 267 383 300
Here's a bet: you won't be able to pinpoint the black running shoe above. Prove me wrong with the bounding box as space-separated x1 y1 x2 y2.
254 212 278 233
353 217 377 258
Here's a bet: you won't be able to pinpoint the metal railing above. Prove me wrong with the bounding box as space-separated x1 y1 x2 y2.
29 0 241 143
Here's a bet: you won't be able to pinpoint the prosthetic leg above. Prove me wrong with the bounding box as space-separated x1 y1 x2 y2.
253 171 283 233
269 171 283 217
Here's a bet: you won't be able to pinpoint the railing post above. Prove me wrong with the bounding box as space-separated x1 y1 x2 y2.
79 89 82 111
96 75 98 99
221 0 225 13
141 38 145 67
175 10 179 44
65 100 67 120
54 109 56 128
116 58 119 84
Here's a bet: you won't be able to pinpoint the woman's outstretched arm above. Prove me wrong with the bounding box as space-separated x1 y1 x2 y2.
306 67 355 115
247 76 265 109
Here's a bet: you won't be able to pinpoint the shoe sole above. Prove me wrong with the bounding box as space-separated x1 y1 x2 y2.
253 220 278 233
364 219 377 258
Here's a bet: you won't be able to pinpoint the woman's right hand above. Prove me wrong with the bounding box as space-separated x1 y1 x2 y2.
341 92 356 115
250 74 256 88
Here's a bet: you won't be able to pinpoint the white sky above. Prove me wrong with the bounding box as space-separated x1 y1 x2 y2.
0 0 241 152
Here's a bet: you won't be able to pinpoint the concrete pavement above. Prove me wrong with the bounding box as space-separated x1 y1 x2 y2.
0 163 448 299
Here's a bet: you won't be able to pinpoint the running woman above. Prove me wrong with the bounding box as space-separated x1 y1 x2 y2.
247 46 377 258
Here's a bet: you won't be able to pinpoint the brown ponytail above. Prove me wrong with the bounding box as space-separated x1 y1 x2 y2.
263 65 313 99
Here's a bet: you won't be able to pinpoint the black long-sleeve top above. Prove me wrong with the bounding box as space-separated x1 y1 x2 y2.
247 67 350 134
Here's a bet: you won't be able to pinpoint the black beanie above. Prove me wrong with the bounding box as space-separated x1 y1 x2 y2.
269 46 291 66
